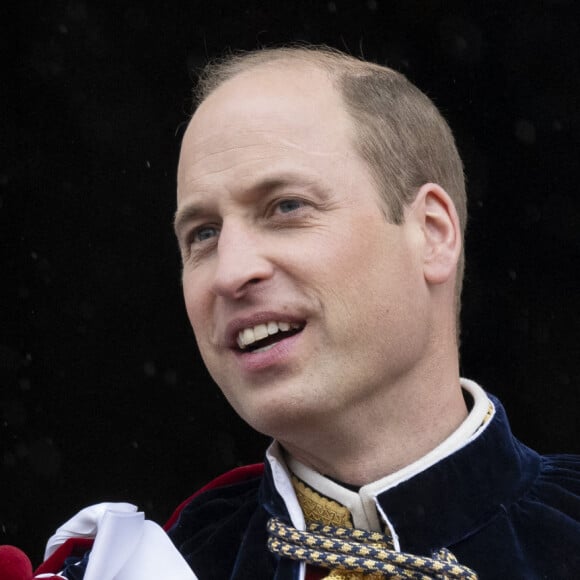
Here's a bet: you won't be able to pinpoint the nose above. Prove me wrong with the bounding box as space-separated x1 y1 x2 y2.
211 221 274 299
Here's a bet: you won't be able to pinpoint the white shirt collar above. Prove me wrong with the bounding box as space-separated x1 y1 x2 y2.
266 379 494 534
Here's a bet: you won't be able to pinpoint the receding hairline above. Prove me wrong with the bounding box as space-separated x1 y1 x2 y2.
192 56 347 124
193 45 399 107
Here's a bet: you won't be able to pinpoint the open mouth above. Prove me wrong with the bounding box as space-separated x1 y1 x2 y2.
236 321 305 353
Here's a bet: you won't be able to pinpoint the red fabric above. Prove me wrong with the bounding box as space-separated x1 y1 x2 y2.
0 545 34 580
33 538 94 576
163 463 264 531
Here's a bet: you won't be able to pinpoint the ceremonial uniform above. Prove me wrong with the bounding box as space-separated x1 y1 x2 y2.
4 381 580 579
167 381 580 579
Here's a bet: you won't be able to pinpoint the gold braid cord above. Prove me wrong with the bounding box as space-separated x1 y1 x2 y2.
266 518 478 580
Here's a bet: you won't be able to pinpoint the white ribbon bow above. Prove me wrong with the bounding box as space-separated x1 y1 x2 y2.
40 502 196 580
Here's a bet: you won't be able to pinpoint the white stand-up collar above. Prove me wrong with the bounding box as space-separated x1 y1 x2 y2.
266 379 494 536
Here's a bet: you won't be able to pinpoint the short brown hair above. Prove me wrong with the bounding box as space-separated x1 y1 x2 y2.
193 45 467 335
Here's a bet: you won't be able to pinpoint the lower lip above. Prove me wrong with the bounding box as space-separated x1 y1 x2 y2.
233 330 303 372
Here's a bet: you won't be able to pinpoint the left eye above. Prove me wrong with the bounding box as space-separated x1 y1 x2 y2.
276 199 304 214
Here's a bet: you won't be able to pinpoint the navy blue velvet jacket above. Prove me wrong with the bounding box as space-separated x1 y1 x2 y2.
167 395 580 579
56 395 579 579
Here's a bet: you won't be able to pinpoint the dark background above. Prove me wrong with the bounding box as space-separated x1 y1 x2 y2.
2 0 579 565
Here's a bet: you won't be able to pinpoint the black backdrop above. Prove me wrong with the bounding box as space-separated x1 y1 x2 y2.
2 0 579 564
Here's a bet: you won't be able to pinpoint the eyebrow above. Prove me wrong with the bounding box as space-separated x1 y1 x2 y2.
173 204 203 239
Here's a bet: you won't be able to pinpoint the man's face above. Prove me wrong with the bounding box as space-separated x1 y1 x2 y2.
175 64 431 437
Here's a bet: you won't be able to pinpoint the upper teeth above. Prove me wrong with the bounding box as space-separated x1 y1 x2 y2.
237 321 301 349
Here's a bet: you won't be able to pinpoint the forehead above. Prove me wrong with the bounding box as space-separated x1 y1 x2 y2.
177 64 357 196
192 62 346 137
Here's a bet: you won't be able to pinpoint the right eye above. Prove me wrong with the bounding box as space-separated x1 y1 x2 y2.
190 225 220 245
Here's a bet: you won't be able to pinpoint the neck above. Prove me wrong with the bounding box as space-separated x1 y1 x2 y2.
279 365 467 487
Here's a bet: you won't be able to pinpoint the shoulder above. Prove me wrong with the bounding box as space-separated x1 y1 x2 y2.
531 453 580 516
500 452 580 577
164 462 264 532
497 443 580 530
166 463 265 549
165 463 269 579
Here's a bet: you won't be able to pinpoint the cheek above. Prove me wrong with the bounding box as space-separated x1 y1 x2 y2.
182 276 210 334
327 232 419 325
183 285 218 372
